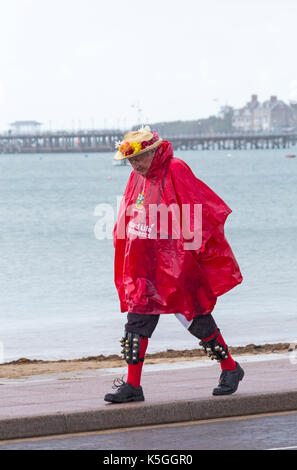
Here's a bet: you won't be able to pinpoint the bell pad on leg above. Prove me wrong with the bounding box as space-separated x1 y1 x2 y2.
120 332 143 365
199 329 228 362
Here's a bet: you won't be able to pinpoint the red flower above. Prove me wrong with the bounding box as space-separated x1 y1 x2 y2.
120 141 134 156
141 141 149 149
126 147 134 156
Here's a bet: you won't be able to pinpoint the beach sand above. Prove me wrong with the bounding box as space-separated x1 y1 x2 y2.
0 343 293 379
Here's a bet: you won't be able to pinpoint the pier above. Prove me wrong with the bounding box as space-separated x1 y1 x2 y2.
170 133 297 151
0 130 296 154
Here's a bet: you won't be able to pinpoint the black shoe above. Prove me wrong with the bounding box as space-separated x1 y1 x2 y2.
212 362 244 396
104 378 145 403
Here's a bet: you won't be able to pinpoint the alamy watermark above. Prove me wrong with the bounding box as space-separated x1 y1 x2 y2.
94 197 203 250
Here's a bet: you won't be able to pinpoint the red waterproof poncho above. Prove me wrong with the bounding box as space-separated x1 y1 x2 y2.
113 141 243 321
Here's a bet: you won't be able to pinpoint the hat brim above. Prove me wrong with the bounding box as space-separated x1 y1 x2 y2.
114 138 162 161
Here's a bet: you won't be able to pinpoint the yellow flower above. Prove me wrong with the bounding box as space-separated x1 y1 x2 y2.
130 142 142 153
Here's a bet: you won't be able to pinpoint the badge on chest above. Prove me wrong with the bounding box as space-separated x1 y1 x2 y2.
135 191 145 210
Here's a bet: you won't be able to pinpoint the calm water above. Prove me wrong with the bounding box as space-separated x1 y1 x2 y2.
0 149 296 361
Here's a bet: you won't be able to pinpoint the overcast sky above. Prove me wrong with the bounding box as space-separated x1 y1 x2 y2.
1 0 296 130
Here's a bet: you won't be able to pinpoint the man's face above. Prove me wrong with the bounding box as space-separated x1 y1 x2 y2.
128 150 155 176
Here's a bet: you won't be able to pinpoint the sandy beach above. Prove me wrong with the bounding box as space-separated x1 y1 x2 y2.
0 342 292 379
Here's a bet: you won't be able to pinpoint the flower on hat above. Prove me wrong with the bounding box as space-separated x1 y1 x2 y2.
141 141 149 150
115 139 123 149
117 126 161 157
139 125 152 133
130 142 142 153
119 141 134 156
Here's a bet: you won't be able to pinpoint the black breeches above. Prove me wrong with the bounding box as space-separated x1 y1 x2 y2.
125 312 160 338
125 312 218 340
188 314 218 339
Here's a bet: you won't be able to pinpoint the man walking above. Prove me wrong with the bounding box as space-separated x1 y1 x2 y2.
104 126 244 403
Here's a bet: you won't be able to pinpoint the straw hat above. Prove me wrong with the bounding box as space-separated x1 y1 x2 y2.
114 125 162 160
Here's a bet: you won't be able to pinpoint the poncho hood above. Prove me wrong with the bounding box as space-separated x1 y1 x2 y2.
145 141 174 179
113 141 243 321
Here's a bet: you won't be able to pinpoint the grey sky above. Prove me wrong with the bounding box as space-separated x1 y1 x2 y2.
1 0 296 130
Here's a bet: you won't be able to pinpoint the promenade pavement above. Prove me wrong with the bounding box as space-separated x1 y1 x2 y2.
0 352 297 441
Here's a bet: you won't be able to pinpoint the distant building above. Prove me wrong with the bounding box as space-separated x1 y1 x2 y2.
9 120 42 134
232 95 297 132
218 105 233 119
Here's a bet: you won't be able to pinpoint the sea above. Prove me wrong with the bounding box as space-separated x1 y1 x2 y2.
0 148 296 362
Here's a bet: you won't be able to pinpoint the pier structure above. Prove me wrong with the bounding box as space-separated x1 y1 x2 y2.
0 130 123 154
0 130 296 153
170 133 297 151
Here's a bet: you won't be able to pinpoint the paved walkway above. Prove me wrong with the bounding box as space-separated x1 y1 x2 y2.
0 353 297 440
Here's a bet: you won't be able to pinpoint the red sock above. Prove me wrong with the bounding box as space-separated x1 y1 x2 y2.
127 336 148 388
202 329 237 371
